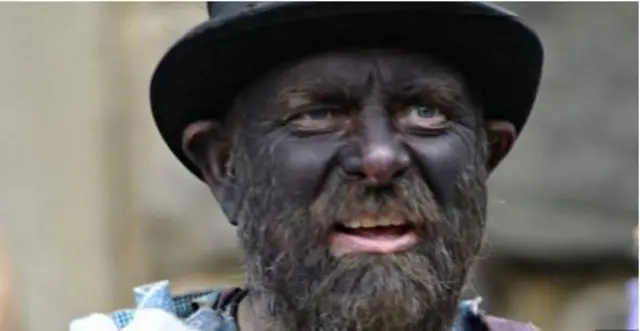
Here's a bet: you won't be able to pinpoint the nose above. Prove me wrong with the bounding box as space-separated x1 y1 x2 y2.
343 122 410 187
361 145 410 186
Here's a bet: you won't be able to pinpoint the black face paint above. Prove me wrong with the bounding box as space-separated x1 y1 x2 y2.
210 50 489 331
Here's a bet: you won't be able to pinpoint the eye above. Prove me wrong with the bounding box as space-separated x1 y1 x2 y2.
297 108 334 121
411 105 438 118
286 106 346 133
399 104 449 132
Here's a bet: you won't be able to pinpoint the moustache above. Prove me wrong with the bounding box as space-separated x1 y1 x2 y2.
310 169 441 234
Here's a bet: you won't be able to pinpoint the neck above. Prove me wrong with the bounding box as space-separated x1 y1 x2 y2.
236 292 263 331
236 290 456 331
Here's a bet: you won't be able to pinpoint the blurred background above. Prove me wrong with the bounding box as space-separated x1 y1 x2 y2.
0 2 637 331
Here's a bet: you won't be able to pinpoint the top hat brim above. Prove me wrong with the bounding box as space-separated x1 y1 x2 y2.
150 2 544 180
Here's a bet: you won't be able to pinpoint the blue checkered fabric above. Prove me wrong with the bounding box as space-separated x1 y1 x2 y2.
90 280 482 331
109 280 225 329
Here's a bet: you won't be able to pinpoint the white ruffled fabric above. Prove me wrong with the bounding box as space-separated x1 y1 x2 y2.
69 280 202 331
69 308 198 331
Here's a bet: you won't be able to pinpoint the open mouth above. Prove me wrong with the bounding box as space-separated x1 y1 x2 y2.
329 217 419 257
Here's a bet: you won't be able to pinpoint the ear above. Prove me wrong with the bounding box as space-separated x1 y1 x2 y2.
182 120 240 225
485 120 517 173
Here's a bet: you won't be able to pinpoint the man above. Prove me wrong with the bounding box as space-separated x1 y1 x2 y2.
72 2 543 331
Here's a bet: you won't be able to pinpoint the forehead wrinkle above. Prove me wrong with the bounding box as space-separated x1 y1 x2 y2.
370 53 464 87
268 52 471 115
274 52 385 105
350 55 454 102
375 58 467 103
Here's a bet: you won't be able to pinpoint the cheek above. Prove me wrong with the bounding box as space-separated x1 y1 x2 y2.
271 138 341 200
405 133 474 205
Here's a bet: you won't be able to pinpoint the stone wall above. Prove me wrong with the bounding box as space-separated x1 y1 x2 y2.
0 4 148 331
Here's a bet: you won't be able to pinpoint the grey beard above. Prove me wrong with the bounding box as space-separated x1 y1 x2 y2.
232 131 488 331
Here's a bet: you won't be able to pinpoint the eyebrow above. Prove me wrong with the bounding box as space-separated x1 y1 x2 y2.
386 77 464 105
274 73 467 115
276 77 353 110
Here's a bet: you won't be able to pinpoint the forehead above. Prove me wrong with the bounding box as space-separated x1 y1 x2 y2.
275 50 466 90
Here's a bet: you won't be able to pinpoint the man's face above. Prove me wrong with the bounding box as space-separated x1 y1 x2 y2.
187 50 499 331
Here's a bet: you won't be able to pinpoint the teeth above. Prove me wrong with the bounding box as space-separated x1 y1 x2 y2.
389 219 404 226
344 220 361 228
361 218 377 228
378 218 391 226
342 217 405 229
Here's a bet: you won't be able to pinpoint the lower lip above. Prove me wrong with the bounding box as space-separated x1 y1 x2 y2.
328 227 419 257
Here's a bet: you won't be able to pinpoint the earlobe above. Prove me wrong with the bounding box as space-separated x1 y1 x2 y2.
182 120 240 225
485 120 516 172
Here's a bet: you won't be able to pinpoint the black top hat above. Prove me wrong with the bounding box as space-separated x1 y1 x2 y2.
150 2 544 180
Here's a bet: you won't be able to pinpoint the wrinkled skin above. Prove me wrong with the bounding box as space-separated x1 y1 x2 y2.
183 50 516 331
